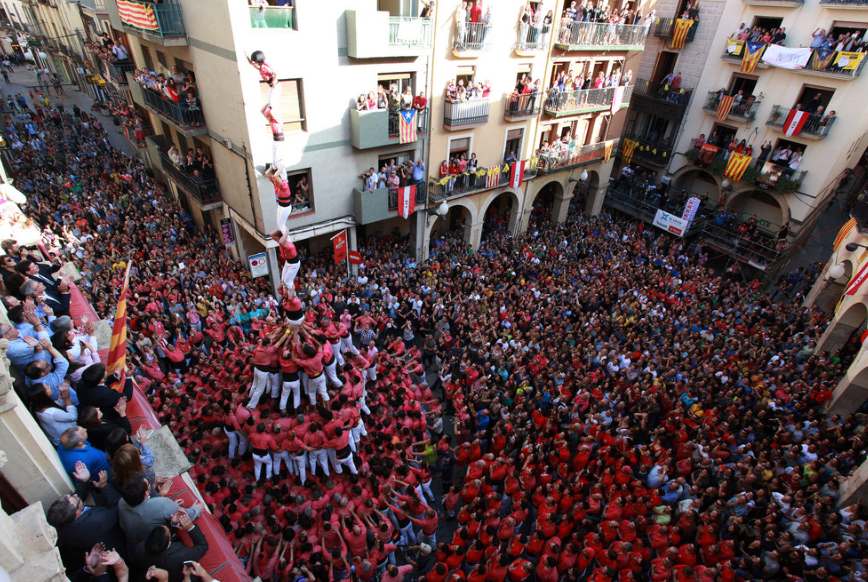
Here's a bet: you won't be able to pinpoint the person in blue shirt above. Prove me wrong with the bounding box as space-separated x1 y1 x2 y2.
24 340 76 405
57 426 111 482
411 159 426 187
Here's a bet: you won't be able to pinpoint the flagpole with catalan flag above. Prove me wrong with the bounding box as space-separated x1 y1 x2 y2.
107 262 133 391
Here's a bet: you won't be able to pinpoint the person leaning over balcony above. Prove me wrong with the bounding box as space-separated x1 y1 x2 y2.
420 0 435 18
439 160 453 193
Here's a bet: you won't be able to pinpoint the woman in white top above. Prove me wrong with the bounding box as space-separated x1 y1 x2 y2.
27 382 77 446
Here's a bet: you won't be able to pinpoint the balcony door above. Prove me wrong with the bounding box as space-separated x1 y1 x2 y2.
650 51 678 89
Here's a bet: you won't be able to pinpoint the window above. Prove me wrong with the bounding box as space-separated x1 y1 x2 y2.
377 72 416 97
378 151 415 170
796 85 834 112
539 125 552 148
156 50 167 70
287 168 313 213
456 66 476 90
710 123 738 144
174 130 188 154
504 128 523 161
829 21 867 40
752 16 783 31
140 46 153 72
595 116 610 143
449 137 471 161
259 79 306 132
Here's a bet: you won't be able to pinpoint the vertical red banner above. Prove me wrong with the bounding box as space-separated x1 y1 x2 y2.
333 230 348 264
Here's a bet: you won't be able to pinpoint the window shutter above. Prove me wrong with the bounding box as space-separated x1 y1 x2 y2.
260 79 306 132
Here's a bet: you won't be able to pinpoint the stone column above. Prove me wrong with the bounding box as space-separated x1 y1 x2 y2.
467 221 484 250
348 226 359 277
266 246 280 295
815 318 860 354
0 342 73 507
0 449 68 582
585 185 608 217
838 456 868 509
552 193 574 225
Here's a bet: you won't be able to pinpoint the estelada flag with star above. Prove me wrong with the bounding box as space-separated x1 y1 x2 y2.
107 261 133 391
671 19 693 49
741 42 766 73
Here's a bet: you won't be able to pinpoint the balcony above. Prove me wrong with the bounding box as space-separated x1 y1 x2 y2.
350 108 428 149
249 5 296 29
652 17 697 43
766 105 836 139
514 27 548 55
157 148 221 210
620 135 673 167
116 0 187 46
121 120 153 149
794 48 867 79
453 22 492 56
346 11 432 58
604 187 707 237
537 140 617 175
79 0 108 13
555 22 647 51
687 138 806 192
129 76 206 136
99 57 134 86
630 78 692 119
819 0 868 8
742 0 803 6
503 93 541 121
428 159 538 199
443 100 489 129
702 92 761 121
542 86 632 118
352 185 426 225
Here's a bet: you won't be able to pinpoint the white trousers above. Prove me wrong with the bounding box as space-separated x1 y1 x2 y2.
224 427 248 459
277 203 293 235
291 452 307 483
324 358 343 388
308 449 330 476
306 373 329 405
334 453 357 474
280 378 301 410
272 450 292 475
340 336 359 357
281 260 301 290
253 451 272 481
268 372 281 398
247 368 270 409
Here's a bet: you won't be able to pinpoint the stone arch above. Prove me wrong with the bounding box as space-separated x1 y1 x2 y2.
424 197 478 255
671 167 722 202
816 301 868 354
527 180 565 227
726 188 788 230
827 362 868 417
479 188 522 238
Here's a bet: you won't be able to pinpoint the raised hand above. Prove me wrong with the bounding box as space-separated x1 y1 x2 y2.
72 461 90 483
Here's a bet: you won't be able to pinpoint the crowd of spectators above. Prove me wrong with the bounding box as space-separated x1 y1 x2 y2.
359 159 426 194
517 2 554 49
810 28 868 53
131 65 202 124
454 1 493 49
4 80 868 582
356 83 427 114
443 78 492 104
729 24 788 46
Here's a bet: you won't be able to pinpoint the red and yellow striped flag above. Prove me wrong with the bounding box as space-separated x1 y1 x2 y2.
724 152 752 181
717 95 734 122
107 262 133 391
117 0 159 31
834 217 857 251
622 139 638 164
604 140 614 162
671 19 693 49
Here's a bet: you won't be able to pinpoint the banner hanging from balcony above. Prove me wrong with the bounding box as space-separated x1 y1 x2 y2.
844 260 868 297
622 139 638 164
486 166 500 188
397 185 416 219
833 51 865 71
808 49 836 71
741 43 766 73
398 110 417 144
697 144 718 166
724 152 752 182
716 95 734 122
726 39 745 58
509 161 527 189
761 44 811 70
834 217 857 252
117 0 160 31
611 86 625 114
670 19 693 50
783 109 808 137
604 140 614 163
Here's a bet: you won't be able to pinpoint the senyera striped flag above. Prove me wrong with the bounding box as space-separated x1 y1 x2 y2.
117 0 159 31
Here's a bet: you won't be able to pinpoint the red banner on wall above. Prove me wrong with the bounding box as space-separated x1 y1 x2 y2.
332 230 348 264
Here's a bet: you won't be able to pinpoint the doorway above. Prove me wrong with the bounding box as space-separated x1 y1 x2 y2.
650 51 679 88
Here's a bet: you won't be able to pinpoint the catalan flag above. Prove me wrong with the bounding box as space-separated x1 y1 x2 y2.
486 166 500 188
717 95 734 122
107 262 133 391
622 139 638 164
724 152 752 181
671 19 693 50
741 42 766 73
398 109 417 144
808 48 835 71
117 0 159 31
604 140 614 163
834 217 857 251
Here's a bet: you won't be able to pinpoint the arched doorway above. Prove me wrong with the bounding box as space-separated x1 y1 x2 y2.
813 259 854 314
672 169 721 202
481 191 520 240
828 364 868 417
428 204 471 254
727 189 786 231
529 181 563 227
817 301 868 354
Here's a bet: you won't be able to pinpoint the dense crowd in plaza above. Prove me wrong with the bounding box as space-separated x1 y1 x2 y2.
3 77 868 582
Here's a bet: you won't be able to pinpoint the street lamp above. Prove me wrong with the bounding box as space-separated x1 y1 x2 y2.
579 169 589 182
828 263 846 280
428 200 448 216
846 242 868 252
